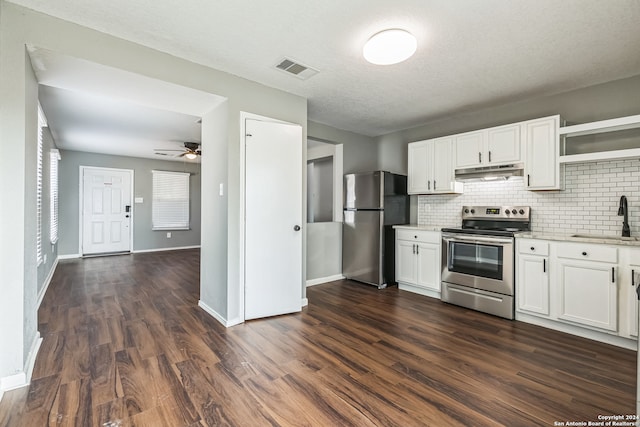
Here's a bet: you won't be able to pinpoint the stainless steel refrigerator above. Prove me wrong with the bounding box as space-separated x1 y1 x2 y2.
342 171 409 289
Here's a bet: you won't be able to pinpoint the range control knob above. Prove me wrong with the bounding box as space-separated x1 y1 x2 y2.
504 209 511 214
464 209 469 214
470 209 475 214
519 209 525 215
511 209 517 214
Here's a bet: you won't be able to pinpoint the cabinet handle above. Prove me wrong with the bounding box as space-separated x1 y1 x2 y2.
428 180 431 190
412 244 415 255
488 151 492 162
479 152 482 163
582 251 587 256
527 174 530 186
433 180 436 190
612 267 615 283
543 259 546 273
416 245 419 255
633 269 636 287
530 246 535 251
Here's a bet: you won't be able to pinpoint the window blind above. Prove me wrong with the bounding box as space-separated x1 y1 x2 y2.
152 170 190 230
36 105 46 264
49 149 61 244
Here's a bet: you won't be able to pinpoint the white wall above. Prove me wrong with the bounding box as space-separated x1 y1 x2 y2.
0 1 306 389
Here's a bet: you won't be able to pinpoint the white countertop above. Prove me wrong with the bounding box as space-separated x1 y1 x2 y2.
517 232 640 246
393 224 444 232
393 226 640 246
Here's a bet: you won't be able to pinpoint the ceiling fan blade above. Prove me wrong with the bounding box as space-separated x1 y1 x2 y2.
154 149 185 152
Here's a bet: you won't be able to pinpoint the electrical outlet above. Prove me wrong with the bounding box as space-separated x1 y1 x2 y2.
166 232 172 238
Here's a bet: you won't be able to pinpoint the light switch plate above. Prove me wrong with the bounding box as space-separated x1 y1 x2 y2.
134 197 143 203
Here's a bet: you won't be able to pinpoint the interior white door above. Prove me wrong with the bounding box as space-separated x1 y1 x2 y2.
82 167 132 255
245 118 303 320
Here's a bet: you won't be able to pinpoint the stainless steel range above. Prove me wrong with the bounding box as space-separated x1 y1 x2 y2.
441 206 531 319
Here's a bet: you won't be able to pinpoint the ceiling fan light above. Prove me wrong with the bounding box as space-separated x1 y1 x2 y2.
185 152 197 160
363 29 417 65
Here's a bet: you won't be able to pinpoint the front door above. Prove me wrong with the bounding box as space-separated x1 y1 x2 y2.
244 118 303 320
82 167 132 255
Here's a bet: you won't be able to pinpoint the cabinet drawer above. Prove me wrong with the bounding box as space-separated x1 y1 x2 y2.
396 229 440 244
518 239 549 256
556 242 617 263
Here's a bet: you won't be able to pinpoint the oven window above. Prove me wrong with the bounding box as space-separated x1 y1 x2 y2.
448 241 503 280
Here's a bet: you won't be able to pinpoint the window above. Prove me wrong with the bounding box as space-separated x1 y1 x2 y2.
36 105 47 264
152 170 190 230
49 149 61 244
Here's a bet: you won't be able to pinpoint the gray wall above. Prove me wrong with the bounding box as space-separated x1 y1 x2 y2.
58 150 202 256
22 52 39 368
376 73 640 175
0 1 305 384
308 121 377 174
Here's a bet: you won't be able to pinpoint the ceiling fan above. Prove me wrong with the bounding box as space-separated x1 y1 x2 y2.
154 142 201 159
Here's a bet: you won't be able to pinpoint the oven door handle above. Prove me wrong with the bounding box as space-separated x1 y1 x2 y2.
442 234 513 245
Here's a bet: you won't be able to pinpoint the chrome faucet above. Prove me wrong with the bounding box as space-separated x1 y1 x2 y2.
618 195 631 237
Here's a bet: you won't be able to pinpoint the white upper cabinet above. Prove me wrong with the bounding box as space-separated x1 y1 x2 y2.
454 131 485 169
408 137 462 195
487 124 521 164
455 124 522 169
407 140 431 194
524 115 562 190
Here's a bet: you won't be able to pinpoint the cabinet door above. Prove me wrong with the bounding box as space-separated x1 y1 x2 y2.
408 141 431 194
416 243 440 291
630 265 640 337
432 137 455 193
396 240 417 284
525 116 560 190
557 259 617 331
455 131 485 169
517 254 549 316
487 124 521 165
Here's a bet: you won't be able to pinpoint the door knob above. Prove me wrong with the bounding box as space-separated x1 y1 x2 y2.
294 225 301 231
125 215 130 218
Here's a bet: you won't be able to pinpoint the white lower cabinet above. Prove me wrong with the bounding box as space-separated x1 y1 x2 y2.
624 252 640 338
515 238 638 348
516 239 550 317
395 229 441 297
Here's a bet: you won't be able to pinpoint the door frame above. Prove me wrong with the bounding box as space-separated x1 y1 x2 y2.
237 112 304 325
78 165 135 256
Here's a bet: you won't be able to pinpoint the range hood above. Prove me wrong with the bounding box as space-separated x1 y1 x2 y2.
455 163 524 181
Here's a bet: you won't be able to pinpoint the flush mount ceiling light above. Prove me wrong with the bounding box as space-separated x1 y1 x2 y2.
185 152 198 160
363 29 417 65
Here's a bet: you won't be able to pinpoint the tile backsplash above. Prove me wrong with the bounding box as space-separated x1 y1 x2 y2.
417 158 640 236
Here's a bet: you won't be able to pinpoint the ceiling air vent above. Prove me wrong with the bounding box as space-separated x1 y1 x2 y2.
274 57 318 80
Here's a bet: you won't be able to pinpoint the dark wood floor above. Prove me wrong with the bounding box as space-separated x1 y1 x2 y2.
0 249 636 426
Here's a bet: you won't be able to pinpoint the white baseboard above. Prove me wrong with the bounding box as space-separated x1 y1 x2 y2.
302 298 309 307
58 253 81 260
133 245 201 254
37 257 59 309
0 372 26 394
398 283 441 300
0 333 42 396
516 312 637 350
24 334 42 384
306 274 344 287
225 316 244 327
198 300 231 327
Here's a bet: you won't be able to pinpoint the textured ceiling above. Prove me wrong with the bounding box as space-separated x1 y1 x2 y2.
11 0 640 137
